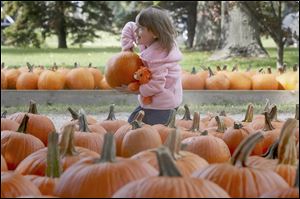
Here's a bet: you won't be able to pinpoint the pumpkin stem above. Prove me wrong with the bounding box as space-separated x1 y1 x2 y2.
295 104 299 120
1 62 4 69
216 116 227 133
261 139 279 159
231 132 264 167
191 67 197 74
1 110 7 118
269 105 280 122
78 109 91 132
131 120 142 130
216 65 221 71
28 100 38 114
46 132 62 178
219 110 226 116
222 65 228 71
263 112 275 131
98 133 116 163
242 103 254 123
26 62 34 72
232 64 238 72
263 98 271 113
164 109 177 128
293 64 298 72
155 146 182 177
189 112 200 132
164 128 182 160
233 122 243 129
200 130 209 136
105 104 117 121
181 104 192 121
67 107 79 120
17 114 29 134
60 123 78 157
277 119 298 165
207 67 215 77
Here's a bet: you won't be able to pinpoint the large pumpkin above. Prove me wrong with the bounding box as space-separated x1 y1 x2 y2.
105 52 144 88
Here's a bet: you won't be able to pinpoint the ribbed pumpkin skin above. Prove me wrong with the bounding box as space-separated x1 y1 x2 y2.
1 172 42 198
192 164 289 198
16 72 39 90
112 177 230 198
1 131 45 170
38 70 65 90
1 118 19 131
25 175 59 196
260 187 299 198
66 68 94 89
105 52 143 88
8 113 56 146
252 74 278 90
54 157 157 198
16 146 98 176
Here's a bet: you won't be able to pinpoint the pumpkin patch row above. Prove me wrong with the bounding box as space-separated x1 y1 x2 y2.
1 101 299 198
1 57 299 90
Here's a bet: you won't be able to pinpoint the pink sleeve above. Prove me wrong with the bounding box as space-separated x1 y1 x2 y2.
139 64 168 97
121 22 137 51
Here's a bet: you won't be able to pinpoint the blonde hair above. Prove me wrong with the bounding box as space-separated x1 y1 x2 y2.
136 6 177 53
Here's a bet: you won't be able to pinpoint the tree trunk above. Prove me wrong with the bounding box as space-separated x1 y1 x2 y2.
210 1 268 60
55 2 68 49
193 1 221 51
186 1 198 49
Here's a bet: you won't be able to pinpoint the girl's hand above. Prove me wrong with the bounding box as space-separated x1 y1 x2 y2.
114 84 139 94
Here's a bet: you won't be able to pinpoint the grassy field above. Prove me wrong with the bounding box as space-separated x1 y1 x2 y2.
1 32 299 72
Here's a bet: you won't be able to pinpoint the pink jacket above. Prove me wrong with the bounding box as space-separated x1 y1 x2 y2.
121 22 183 110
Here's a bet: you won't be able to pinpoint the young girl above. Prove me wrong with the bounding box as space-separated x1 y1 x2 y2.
119 6 183 125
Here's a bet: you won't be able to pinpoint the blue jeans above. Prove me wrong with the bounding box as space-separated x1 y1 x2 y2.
128 106 176 125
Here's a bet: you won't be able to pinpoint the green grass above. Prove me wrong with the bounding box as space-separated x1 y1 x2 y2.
1 33 299 72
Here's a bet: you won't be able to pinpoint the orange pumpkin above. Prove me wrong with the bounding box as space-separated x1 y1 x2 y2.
1 155 8 171
181 67 206 90
113 147 230 198
182 131 231 164
1 115 45 170
175 104 193 129
105 52 144 88
38 69 65 90
16 64 39 90
121 120 162 157
1 171 42 198
132 128 209 176
192 132 289 198
205 67 230 90
8 100 56 146
66 67 94 89
5 67 21 89
16 124 99 176
88 63 104 89
1 70 7 89
54 133 157 198
252 68 279 90
1 111 19 131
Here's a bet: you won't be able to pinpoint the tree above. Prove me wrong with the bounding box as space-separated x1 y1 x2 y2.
193 1 221 51
210 1 268 61
2 1 114 48
241 1 299 68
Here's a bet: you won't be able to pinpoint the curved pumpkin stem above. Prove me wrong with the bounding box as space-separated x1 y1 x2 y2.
277 118 298 165
163 128 182 160
263 98 271 113
242 103 254 123
181 104 192 121
17 114 29 134
261 139 279 159
191 67 197 74
216 116 227 133
219 110 227 117
207 67 215 77
46 132 61 178
98 133 116 163
131 110 145 123
269 105 280 122
28 100 38 114
163 109 177 128
263 112 275 131
78 109 91 132
189 112 201 132
155 146 182 177
60 123 78 157
67 107 79 120
231 132 264 167
105 104 117 121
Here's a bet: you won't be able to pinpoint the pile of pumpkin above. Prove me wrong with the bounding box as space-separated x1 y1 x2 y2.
182 64 299 90
1 62 111 90
1 51 299 91
1 100 299 198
